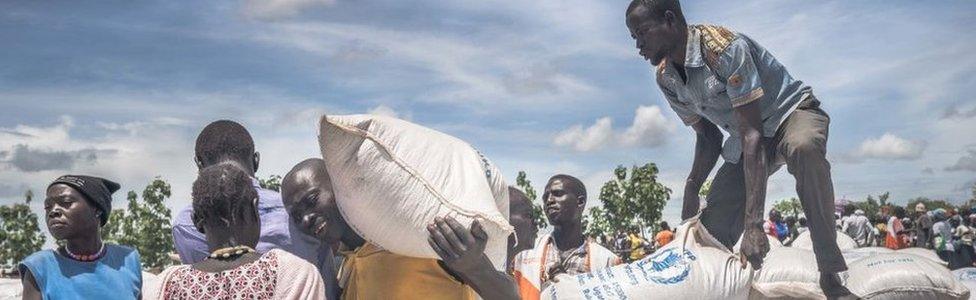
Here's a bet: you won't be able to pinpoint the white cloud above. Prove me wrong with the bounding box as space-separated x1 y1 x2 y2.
250 21 599 110
553 117 614 152
619 105 675 148
554 105 674 152
945 149 976 172
242 0 336 20
850 133 926 161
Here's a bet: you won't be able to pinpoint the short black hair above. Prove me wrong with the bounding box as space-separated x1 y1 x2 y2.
547 174 586 202
508 186 532 215
195 120 255 168
660 221 670 230
192 162 258 228
626 0 684 23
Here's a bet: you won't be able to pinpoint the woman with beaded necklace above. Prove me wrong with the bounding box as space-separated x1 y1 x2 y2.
20 175 143 300
153 162 325 299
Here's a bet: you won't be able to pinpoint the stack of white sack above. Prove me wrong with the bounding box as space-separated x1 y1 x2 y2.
753 246 969 299
541 216 755 300
318 114 513 271
951 268 976 300
791 231 858 252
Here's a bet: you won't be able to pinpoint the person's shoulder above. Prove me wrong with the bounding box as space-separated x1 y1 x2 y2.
267 248 312 265
172 203 196 226
693 24 742 63
106 244 140 258
20 249 56 266
18 249 56 281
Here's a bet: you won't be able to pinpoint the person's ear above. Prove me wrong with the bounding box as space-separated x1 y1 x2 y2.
194 156 204 170
252 152 260 173
192 211 205 234
248 197 260 223
577 195 586 208
664 10 676 28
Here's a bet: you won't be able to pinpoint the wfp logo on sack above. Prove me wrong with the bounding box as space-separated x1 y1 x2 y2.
637 248 696 285
958 270 976 281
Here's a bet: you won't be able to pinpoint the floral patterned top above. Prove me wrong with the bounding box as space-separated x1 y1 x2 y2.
155 249 325 300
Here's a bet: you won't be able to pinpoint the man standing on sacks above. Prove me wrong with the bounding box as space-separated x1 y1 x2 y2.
625 0 856 298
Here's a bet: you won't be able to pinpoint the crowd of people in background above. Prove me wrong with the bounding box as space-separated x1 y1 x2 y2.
17 120 630 300
17 118 976 300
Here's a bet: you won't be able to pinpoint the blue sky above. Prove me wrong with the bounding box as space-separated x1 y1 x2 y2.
1 0 975 247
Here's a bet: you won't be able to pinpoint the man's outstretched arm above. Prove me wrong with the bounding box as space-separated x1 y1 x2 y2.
682 119 723 220
734 100 769 269
428 217 520 300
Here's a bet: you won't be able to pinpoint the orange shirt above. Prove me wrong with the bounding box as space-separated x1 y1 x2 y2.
655 230 674 247
339 243 476 300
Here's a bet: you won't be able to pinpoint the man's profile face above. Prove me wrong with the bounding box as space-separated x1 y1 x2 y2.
543 179 583 225
508 191 539 252
626 6 673 66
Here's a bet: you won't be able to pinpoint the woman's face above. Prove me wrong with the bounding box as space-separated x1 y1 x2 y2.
45 184 100 240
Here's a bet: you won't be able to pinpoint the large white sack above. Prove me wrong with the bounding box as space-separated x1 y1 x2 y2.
318 114 513 270
753 248 969 299
754 247 920 299
846 253 969 299
541 216 754 300
751 247 825 299
951 268 976 300
897 247 948 266
791 230 857 251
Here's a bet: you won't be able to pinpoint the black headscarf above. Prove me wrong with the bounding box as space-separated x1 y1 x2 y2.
49 175 121 226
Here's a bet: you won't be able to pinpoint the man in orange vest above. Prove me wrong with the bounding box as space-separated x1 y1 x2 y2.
510 175 622 299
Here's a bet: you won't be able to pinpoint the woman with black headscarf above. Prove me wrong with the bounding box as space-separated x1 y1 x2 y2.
19 175 143 299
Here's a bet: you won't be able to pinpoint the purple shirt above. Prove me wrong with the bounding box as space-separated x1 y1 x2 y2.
172 178 339 299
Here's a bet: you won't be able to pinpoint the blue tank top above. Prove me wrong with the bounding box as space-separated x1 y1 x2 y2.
19 244 143 300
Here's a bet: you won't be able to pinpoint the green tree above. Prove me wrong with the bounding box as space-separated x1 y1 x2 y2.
0 190 46 267
515 171 547 230
878 191 890 207
582 207 613 240
591 163 671 239
102 177 174 271
259 175 282 192
772 197 802 219
698 179 712 198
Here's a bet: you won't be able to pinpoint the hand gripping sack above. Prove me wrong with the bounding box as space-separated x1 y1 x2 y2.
318 114 513 270
541 216 754 300
791 230 857 252
951 268 976 300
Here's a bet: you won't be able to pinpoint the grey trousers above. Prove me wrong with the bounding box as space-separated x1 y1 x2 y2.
700 95 847 273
